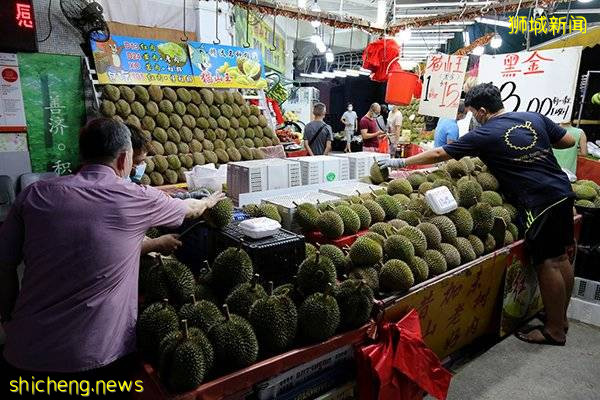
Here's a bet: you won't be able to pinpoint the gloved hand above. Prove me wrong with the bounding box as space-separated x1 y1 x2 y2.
377 158 406 169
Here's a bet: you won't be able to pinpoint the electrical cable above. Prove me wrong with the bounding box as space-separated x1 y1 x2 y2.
38 0 54 43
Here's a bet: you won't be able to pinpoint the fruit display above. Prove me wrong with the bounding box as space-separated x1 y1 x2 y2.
396 99 427 143
572 179 600 208
291 156 520 292
283 110 299 122
275 128 302 144
267 82 289 105
99 84 279 186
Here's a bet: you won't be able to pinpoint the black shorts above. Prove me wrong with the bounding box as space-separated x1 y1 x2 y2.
524 197 575 265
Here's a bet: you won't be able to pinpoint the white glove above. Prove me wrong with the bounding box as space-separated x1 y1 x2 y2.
377 158 406 169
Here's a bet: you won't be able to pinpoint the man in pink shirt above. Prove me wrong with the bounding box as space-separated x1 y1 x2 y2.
0 118 223 384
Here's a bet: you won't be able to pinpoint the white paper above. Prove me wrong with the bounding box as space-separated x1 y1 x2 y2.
0 52 27 132
419 54 468 119
478 47 582 123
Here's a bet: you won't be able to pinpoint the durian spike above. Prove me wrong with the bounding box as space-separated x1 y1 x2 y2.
190 294 197 305
181 319 189 338
267 281 274 296
222 304 231 321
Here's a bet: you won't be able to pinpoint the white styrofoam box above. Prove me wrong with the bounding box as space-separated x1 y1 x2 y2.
262 191 340 230
425 185 458 215
239 217 281 239
293 155 350 185
330 152 390 179
573 277 600 303
227 159 302 204
319 182 383 199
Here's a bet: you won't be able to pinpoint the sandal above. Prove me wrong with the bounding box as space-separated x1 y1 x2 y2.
537 312 569 333
515 326 566 346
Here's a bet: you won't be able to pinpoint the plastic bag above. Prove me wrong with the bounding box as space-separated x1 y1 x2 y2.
356 309 452 400
185 163 227 192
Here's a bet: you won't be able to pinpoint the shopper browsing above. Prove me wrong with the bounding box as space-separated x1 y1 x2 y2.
341 103 358 152
379 83 576 346
127 123 183 256
0 118 224 380
433 101 467 147
360 103 386 152
387 105 404 157
303 102 333 156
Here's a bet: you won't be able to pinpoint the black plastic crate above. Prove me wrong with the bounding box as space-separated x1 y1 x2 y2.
215 222 306 286
172 220 306 285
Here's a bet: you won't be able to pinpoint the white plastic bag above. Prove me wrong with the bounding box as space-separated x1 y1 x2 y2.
185 163 228 192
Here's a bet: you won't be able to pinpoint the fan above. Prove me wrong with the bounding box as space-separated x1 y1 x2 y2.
60 0 110 42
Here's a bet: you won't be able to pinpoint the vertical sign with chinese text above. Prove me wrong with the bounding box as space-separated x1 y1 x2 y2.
18 53 85 174
419 54 468 119
478 47 583 123
0 53 27 132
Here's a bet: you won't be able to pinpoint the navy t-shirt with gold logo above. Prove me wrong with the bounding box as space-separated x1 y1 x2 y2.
443 112 574 209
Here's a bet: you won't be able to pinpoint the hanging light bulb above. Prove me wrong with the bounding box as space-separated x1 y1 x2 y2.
398 29 412 42
472 45 485 56
310 0 321 28
490 33 502 49
325 47 334 63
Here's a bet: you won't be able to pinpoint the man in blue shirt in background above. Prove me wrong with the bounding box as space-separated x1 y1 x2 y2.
434 101 467 147
380 83 575 347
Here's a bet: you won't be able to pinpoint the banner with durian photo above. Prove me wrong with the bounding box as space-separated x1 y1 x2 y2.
187 41 268 90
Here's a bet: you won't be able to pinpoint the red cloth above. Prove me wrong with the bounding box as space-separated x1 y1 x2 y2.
356 309 452 400
266 97 284 125
360 115 380 148
362 38 401 82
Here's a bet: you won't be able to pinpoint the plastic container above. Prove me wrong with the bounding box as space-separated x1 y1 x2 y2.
385 67 419 106
239 217 282 239
292 155 350 185
425 186 458 215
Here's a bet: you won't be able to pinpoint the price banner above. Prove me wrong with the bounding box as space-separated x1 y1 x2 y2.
91 35 196 87
478 47 582 123
0 53 27 132
419 54 468 119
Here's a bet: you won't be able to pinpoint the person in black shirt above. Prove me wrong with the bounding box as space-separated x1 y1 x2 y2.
379 83 575 346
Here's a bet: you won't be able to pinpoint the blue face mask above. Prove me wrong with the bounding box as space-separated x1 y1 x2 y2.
129 162 147 183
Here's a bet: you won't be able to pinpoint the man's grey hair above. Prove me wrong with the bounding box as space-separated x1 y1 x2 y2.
79 118 132 164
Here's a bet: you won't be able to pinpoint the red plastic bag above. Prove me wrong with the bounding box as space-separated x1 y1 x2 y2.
356 309 452 400
362 38 401 82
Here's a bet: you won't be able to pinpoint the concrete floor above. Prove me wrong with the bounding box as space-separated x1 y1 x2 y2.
445 319 600 400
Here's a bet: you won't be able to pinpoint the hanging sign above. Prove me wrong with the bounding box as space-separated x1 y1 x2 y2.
478 47 582 123
19 53 85 174
233 7 286 73
0 53 27 132
419 54 468 119
187 41 267 89
91 35 195 86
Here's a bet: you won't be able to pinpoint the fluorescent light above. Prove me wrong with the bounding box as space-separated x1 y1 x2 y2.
578 0 594 3
398 29 412 42
414 28 465 33
376 0 386 27
345 69 360 77
402 38 451 45
472 45 485 56
490 33 502 49
322 71 336 78
310 73 325 79
475 17 511 28
325 48 334 63
396 13 440 18
311 20 321 28
462 31 471 46
395 1 497 8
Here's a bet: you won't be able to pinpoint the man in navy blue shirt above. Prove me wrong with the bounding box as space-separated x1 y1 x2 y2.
380 83 575 346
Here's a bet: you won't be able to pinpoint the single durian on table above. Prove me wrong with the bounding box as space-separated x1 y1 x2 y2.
225 274 267 319
349 236 383 267
379 259 414 292
249 281 298 354
211 247 253 294
298 285 340 343
296 253 337 296
335 279 374 329
209 305 258 372
204 198 234 228
178 294 224 333
137 299 179 360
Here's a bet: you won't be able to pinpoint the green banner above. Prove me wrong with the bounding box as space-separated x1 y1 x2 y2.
18 53 85 174
234 6 286 73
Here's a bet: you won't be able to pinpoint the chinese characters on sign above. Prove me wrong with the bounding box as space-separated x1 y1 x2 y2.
509 15 586 35
44 95 71 175
418 54 468 119
479 47 582 123
16 2 34 28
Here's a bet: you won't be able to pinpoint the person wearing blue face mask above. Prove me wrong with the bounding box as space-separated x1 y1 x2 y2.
126 124 183 256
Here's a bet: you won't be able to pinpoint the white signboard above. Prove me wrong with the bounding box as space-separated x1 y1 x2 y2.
478 46 582 123
0 53 27 132
419 53 468 119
